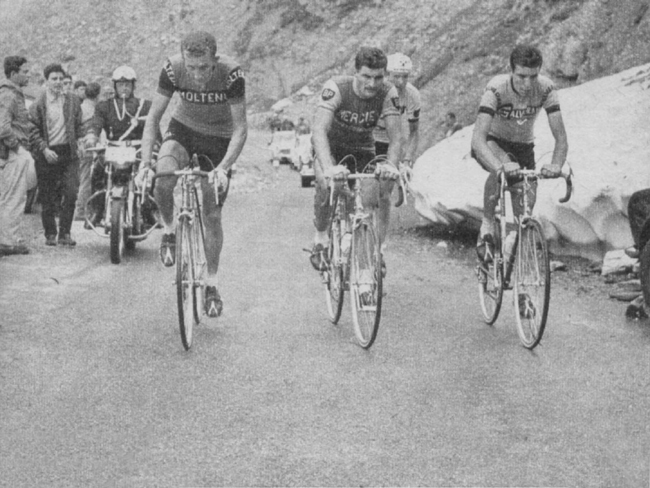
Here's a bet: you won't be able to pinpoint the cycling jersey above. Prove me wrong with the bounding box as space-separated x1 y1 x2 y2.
478 73 560 144
373 82 421 144
318 75 400 152
157 53 245 138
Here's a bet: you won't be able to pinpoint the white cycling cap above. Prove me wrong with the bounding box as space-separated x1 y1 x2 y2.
387 53 413 73
112 65 137 82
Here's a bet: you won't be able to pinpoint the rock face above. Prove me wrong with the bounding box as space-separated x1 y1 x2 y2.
410 64 650 261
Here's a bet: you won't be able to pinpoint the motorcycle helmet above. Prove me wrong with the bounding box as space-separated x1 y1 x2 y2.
111 66 137 82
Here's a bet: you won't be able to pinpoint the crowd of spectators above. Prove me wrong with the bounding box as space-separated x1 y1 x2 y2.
0 54 152 256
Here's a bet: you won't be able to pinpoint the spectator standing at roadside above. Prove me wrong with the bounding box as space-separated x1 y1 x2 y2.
62 73 73 94
29 63 83 247
444 111 462 138
296 116 310 135
75 82 100 222
0 56 34 256
73 80 87 101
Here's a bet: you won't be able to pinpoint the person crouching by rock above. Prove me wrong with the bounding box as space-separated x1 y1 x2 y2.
29 63 83 247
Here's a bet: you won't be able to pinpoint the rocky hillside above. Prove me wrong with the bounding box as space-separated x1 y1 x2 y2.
1 0 649 150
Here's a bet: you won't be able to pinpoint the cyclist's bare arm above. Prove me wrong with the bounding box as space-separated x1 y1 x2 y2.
312 106 336 176
404 119 419 163
218 101 248 173
383 114 402 167
471 112 506 173
141 91 171 166
545 110 569 173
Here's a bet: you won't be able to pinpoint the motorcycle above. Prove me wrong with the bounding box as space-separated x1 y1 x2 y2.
85 140 158 264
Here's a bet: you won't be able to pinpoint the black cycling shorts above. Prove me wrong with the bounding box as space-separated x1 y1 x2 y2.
163 118 231 173
472 135 535 171
330 145 377 174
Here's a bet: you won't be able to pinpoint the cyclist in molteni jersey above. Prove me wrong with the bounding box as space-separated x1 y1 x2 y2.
310 46 402 273
139 31 248 318
471 44 568 260
373 52 421 167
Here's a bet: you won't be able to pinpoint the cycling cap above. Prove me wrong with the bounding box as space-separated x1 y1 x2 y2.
387 53 413 73
111 66 137 82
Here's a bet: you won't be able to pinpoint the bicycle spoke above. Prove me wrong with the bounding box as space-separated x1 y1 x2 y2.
513 220 550 349
350 221 382 348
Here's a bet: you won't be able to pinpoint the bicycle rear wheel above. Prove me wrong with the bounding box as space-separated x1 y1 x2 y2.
324 212 345 323
176 215 197 350
477 227 503 324
349 219 382 349
513 219 550 349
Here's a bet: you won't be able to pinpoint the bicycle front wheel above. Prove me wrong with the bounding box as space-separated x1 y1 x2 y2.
513 219 550 349
324 213 345 323
349 220 382 349
191 193 207 324
176 216 197 350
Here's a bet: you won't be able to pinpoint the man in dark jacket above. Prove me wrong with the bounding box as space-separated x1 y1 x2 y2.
29 63 83 247
84 66 157 225
0 55 34 256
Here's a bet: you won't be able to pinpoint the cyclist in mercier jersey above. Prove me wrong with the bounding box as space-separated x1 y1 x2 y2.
310 46 402 273
471 44 568 261
139 31 248 318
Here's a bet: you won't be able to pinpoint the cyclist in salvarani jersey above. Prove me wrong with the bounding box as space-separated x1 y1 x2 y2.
310 46 402 272
471 44 568 260
140 31 248 318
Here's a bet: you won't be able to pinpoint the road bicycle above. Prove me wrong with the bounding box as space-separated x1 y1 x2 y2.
154 154 222 351
477 167 572 349
320 155 387 349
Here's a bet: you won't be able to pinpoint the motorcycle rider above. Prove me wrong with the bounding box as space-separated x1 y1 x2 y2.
84 65 160 226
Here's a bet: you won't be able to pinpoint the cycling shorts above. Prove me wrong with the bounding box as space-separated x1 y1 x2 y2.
374 141 389 157
164 118 231 173
330 145 377 174
472 135 535 171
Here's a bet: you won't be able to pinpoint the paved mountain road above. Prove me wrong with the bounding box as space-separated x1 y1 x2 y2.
0 132 648 487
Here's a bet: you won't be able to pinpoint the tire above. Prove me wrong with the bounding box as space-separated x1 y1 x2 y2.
477 225 504 325
324 211 345 324
191 190 207 324
126 196 142 251
349 220 382 349
176 216 197 351
513 219 550 349
639 242 650 306
109 200 126 264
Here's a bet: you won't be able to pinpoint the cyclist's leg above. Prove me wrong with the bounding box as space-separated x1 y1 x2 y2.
506 142 537 219
198 137 231 316
478 139 511 237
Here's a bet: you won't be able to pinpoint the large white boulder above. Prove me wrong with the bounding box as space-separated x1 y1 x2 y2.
411 64 650 261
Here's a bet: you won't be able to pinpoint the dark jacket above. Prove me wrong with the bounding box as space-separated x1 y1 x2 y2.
88 96 156 141
29 89 82 161
0 79 32 159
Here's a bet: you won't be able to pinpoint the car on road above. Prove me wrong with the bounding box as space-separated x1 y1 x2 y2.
269 130 298 167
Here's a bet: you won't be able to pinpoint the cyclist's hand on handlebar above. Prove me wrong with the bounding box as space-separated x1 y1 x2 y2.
135 164 153 190
502 161 521 177
83 133 98 149
540 163 563 178
326 165 350 184
211 167 229 192
375 162 400 181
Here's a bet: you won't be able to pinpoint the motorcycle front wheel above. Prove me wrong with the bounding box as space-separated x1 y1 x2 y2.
110 199 126 264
